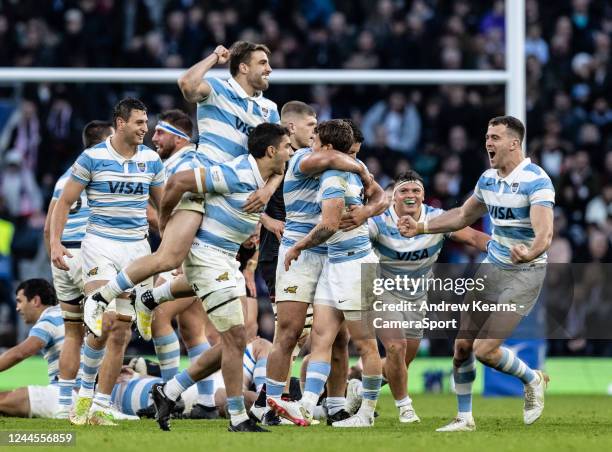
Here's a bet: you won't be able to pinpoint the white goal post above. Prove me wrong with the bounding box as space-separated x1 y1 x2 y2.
0 1 524 124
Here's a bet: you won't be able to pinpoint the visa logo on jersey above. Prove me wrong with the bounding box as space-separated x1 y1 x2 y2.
107 181 145 195
235 118 255 136
395 249 429 261
488 205 516 220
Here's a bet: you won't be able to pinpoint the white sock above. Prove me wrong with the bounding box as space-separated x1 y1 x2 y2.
152 281 175 303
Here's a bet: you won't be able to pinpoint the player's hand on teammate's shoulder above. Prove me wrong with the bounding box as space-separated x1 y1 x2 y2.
212 45 230 65
284 246 301 271
398 215 418 238
50 243 72 271
340 205 368 231
510 244 533 264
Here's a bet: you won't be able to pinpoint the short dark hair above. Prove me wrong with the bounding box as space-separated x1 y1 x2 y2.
248 123 289 158
316 119 354 153
343 118 364 144
229 41 271 76
395 170 424 188
112 98 147 128
281 101 316 119
16 279 57 306
82 120 113 148
488 115 525 143
158 109 193 137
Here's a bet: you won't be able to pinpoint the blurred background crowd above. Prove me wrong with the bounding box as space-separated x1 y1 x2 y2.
0 0 610 354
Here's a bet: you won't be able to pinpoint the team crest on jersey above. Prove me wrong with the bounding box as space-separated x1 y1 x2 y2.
284 285 298 294
261 107 270 119
137 162 147 172
511 182 520 194
87 267 99 277
215 272 229 282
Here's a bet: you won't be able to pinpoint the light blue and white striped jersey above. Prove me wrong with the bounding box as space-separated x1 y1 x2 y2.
27 305 64 384
163 145 200 180
194 154 266 254
52 168 89 242
474 158 555 269
281 148 327 254
111 375 162 416
319 169 371 263
197 77 280 165
71 137 164 242
369 204 449 284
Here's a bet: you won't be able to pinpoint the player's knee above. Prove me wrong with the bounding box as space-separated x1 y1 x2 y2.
155 247 183 271
222 324 246 351
276 318 304 348
384 340 407 360
454 339 473 360
352 339 378 359
473 343 496 365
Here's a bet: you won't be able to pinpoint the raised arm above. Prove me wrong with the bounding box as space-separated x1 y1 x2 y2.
50 179 85 270
159 168 206 233
510 205 553 264
284 198 344 270
398 194 488 238
0 336 44 372
178 46 230 103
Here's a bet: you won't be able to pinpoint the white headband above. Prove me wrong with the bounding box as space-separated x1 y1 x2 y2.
393 179 424 196
155 120 190 141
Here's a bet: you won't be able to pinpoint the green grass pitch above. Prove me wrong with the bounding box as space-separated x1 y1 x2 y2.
1 394 611 452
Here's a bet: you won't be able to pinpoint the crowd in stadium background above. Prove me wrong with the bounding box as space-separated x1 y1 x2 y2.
0 0 610 356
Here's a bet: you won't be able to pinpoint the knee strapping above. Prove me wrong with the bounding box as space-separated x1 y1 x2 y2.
62 310 84 322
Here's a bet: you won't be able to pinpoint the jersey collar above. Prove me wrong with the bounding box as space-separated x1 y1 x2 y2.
247 154 266 188
390 203 425 224
228 77 262 100
495 157 531 185
163 144 195 169
106 136 138 164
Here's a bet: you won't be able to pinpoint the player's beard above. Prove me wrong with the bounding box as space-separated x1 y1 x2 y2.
249 73 269 91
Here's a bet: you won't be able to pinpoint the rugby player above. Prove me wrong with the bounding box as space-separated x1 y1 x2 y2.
399 116 554 431
50 98 164 425
43 120 113 418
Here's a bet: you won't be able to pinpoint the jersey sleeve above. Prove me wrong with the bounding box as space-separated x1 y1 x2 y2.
292 151 311 179
150 158 165 187
473 175 485 203
71 152 93 185
368 217 380 241
269 108 281 125
28 318 53 347
528 177 555 208
52 178 65 201
319 170 348 200
205 163 241 194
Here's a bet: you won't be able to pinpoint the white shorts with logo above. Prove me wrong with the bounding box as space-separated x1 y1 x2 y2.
184 244 244 332
81 234 153 290
475 259 546 316
51 248 83 302
276 244 327 303
314 251 379 313
27 385 76 418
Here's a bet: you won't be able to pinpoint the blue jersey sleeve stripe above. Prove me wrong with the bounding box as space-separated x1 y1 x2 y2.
28 328 51 345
